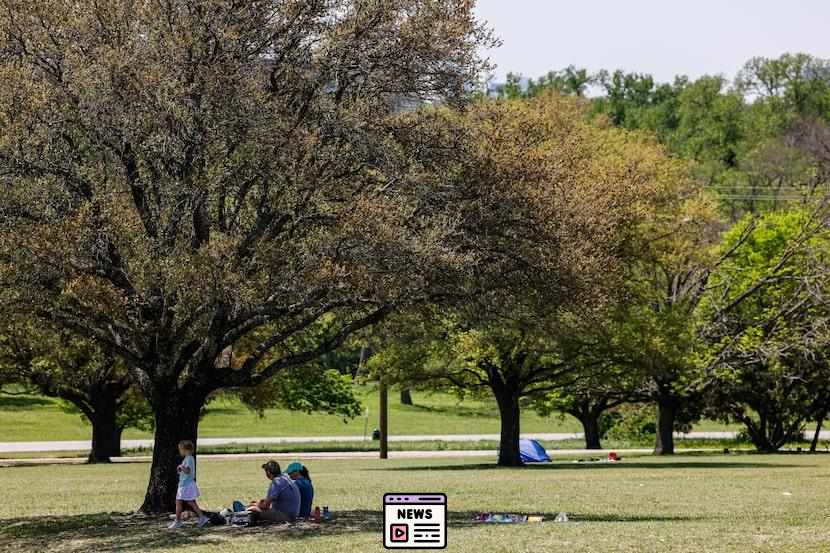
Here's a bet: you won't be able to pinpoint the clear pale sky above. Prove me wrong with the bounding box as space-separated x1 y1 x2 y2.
474 0 830 83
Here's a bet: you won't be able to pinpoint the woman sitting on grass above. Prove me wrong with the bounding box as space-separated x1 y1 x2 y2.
286 462 314 519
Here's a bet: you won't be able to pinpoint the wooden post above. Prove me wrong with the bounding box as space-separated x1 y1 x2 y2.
379 372 389 460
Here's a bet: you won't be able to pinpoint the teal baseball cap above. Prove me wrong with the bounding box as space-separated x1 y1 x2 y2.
285 462 304 474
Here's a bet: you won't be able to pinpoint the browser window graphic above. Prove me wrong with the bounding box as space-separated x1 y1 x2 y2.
383 493 447 549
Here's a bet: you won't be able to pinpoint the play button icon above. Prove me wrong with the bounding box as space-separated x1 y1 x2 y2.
390 524 408 542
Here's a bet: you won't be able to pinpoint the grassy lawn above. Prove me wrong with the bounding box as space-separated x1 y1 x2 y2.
0 387 738 443
3 439 772 462
0 453 828 552
0 388 576 441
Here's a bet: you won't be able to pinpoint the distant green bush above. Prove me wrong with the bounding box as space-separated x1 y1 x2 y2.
606 404 657 441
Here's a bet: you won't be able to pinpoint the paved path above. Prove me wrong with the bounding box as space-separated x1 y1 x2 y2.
0 431 795 454
3 430 824 454
0 448 673 468
0 433 582 453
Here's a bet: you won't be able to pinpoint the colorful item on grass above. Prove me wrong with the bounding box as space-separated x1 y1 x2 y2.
473 513 545 523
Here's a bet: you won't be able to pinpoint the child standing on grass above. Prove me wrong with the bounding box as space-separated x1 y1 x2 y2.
168 440 209 530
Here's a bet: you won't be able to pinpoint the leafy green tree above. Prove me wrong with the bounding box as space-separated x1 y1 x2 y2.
369 314 593 465
590 70 685 141
671 76 745 168
701 209 830 451
235 368 362 420
736 54 830 119
527 66 595 97
367 92 685 465
492 72 527 99
0 321 152 462
604 289 704 455
534 371 630 450
593 177 722 455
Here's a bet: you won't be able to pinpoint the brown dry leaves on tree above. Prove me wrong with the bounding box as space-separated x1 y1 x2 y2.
429 93 689 325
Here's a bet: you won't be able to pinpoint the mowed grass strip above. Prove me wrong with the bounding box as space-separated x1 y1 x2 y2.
0 387 740 443
0 454 828 553
0 388 580 442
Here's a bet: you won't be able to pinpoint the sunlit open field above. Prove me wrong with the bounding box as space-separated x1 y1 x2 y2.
1 453 828 553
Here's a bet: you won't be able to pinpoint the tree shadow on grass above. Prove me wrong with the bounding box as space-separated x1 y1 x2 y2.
372 460 805 472
0 509 708 552
0 513 225 552
394 402 497 419
201 406 246 416
0 395 54 410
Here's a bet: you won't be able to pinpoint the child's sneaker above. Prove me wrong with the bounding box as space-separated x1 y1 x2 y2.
197 516 210 528
167 520 184 530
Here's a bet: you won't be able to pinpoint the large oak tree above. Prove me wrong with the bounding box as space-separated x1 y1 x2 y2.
0 0 493 512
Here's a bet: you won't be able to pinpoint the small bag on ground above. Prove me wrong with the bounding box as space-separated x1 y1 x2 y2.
226 510 257 527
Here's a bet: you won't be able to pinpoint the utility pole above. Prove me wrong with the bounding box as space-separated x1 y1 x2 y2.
361 343 388 459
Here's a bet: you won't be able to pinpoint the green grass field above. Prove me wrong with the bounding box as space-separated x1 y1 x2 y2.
3 438 773 462
0 388 577 441
0 387 737 443
1 453 828 552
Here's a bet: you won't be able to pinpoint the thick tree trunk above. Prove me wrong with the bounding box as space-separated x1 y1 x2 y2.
568 399 609 450
810 415 825 453
747 429 779 453
495 390 523 467
746 430 774 452
743 414 775 453
580 412 603 450
400 389 413 406
653 397 677 456
88 409 123 463
743 411 802 453
140 391 204 513
55 383 125 464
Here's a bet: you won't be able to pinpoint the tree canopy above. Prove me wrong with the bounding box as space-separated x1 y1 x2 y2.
0 0 495 511
366 92 690 464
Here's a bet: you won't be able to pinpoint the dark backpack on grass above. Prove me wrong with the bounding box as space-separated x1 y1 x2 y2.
201 511 228 526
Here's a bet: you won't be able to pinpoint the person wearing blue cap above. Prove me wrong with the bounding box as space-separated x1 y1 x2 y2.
285 461 314 519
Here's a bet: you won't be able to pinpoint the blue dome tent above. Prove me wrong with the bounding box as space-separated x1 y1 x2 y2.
519 439 551 463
